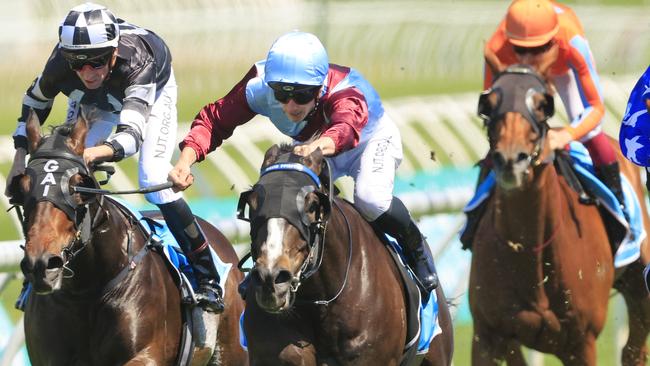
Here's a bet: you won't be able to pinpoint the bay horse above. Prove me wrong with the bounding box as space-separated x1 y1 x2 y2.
469 65 650 365
10 111 247 365
236 144 453 365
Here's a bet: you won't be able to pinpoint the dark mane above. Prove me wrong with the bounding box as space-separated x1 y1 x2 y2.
33 124 73 150
277 143 294 154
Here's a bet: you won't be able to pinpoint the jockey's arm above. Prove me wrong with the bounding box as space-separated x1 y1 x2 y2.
101 60 159 162
315 88 369 156
180 66 258 163
561 37 605 141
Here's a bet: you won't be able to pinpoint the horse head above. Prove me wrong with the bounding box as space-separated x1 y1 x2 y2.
237 143 331 313
478 64 555 191
11 110 100 294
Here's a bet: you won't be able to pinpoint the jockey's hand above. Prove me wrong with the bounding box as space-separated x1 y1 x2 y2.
4 148 27 199
169 147 198 192
548 128 573 150
293 137 336 157
168 163 194 192
83 145 114 166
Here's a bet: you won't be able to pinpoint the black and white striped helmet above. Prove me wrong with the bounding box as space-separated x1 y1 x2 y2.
58 3 119 50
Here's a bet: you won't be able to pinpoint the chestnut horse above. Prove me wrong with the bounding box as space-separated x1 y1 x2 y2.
11 111 247 365
236 144 453 366
469 65 650 365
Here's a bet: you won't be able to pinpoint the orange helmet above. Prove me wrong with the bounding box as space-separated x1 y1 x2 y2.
505 0 559 47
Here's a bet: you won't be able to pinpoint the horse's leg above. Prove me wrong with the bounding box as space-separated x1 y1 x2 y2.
556 333 597 366
615 261 650 366
471 324 507 366
503 340 526 366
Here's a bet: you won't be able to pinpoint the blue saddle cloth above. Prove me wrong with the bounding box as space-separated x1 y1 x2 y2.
461 142 645 268
237 238 442 355
109 197 232 295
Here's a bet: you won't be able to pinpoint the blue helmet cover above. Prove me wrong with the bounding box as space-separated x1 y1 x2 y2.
264 31 329 87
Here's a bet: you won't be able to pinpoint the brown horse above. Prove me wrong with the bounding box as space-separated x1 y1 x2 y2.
236 144 453 366
11 111 247 365
469 65 650 365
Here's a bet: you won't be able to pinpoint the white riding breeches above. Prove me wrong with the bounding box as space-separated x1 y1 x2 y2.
328 114 403 221
67 70 182 205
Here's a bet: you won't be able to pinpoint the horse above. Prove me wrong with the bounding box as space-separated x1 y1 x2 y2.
236 144 453 366
468 65 650 365
10 111 248 366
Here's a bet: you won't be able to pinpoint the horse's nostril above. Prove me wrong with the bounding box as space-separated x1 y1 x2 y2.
275 270 292 285
491 151 506 168
517 152 530 163
252 268 263 284
46 255 64 270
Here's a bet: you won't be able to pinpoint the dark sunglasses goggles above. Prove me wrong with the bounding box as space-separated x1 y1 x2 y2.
269 82 321 105
513 40 554 56
61 48 114 71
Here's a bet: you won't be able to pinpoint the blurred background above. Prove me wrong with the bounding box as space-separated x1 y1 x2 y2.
1 0 649 364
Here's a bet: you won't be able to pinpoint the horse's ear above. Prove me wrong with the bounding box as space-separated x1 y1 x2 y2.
69 113 88 155
531 92 555 122
303 148 323 175
478 89 499 122
26 109 42 154
262 144 281 169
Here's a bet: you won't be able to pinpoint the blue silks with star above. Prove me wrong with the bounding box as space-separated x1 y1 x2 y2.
620 65 650 166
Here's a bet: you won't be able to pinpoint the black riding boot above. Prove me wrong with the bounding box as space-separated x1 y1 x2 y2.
374 197 439 294
597 162 625 213
159 199 225 313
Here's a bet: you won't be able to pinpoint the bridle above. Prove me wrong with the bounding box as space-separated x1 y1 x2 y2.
13 132 105 270
238 156 353 306
478 65 555 168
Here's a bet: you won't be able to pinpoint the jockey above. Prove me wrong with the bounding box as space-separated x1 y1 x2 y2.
484 0 621 201
5 3 224 313
168 31 439 295
462 0 623 247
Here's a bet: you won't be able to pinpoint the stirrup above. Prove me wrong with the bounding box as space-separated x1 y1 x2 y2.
196 282 225 314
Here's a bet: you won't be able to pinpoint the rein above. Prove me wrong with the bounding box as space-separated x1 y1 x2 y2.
298 199 353 306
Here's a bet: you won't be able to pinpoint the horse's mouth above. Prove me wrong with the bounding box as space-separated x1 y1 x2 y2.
30 268 64 295
254 288 293 314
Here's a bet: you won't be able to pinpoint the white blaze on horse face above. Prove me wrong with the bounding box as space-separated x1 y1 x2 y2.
262 218 287 269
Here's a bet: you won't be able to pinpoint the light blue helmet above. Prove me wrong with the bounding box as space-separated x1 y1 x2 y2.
264 31 329 87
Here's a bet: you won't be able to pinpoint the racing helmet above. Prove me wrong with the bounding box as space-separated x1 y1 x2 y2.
505 0 559 48
58 3 119 64
264 31 329 87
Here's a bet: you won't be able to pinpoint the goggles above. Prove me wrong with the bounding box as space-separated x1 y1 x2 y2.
269 82 320 105
513 40 554 56
61 47 114 71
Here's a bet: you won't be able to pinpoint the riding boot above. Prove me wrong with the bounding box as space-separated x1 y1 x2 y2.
159 199 225 313
374 197 439 294
597 162 626 214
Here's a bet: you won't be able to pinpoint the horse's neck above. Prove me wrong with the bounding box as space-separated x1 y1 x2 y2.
493 164 564 249
63 202 133 293
301 199 358 301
